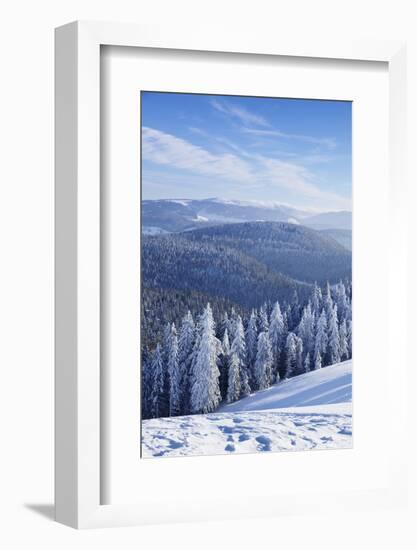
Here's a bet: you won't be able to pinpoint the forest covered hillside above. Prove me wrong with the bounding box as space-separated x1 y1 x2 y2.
179 221 351 284
142 225 311 309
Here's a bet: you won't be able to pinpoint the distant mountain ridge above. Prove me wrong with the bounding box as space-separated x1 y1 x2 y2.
142 197 352 233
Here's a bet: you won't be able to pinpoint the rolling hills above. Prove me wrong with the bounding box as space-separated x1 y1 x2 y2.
142 227 309 311
179 221 351 284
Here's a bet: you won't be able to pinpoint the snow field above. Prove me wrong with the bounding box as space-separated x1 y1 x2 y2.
142 360 352 458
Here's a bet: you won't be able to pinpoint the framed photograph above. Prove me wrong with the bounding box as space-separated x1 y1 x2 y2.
55 21 408 528
139 91 353 459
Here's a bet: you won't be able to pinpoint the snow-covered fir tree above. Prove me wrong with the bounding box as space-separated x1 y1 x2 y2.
177 311 196 414
231 316 250 397
284 332 298 379
339 319 348 361
219 328 231 400
254 331 273 390
334 281 348 322
345 298 352 321
161 322 172 412
290 289 301 328
219 312 230 341
245 310 258 386
314 351 322 370
311 282 322 314
295 335 304 375
167 324 181 417
161 323 172 363
228 307 238 342
141 347 153 419
323 282 334 322
283 309 289 334
227 352 241 403
284 303 292 331
269 300 285 382
304 352 311 373
150 344 167 418
347 319 353 358
327 304 341 365
296 301 315 361
259 305 269 333
190 303 221 414
314 309 328 369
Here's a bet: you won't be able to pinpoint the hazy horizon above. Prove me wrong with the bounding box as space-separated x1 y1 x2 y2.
141 196 352 215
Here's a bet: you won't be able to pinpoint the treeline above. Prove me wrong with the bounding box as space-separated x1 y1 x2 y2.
142 281 352 420
142 286 246 350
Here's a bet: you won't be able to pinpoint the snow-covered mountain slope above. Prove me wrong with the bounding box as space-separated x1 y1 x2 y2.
142 361 352 458
219 360 352 413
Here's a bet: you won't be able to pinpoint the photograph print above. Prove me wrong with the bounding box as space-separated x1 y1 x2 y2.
140 91 352 458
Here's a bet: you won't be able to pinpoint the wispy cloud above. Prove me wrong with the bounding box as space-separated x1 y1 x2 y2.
300 153 332 164
142 127 251 181
211 98 270 127
142 126 350 210
188 126 209 137
209 101 336 148
242 127 337 149
254 155 349 208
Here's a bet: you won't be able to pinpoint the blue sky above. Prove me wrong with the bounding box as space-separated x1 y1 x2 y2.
141 92 352 212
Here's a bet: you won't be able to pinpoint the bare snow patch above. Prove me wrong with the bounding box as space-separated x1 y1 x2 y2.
141 406 352 458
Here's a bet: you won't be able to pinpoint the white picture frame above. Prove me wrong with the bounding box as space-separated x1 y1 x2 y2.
55 21 408 529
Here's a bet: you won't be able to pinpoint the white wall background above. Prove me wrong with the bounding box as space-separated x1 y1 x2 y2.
0 0 416 547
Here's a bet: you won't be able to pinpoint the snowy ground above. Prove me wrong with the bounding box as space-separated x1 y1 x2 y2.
142 360 352 458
